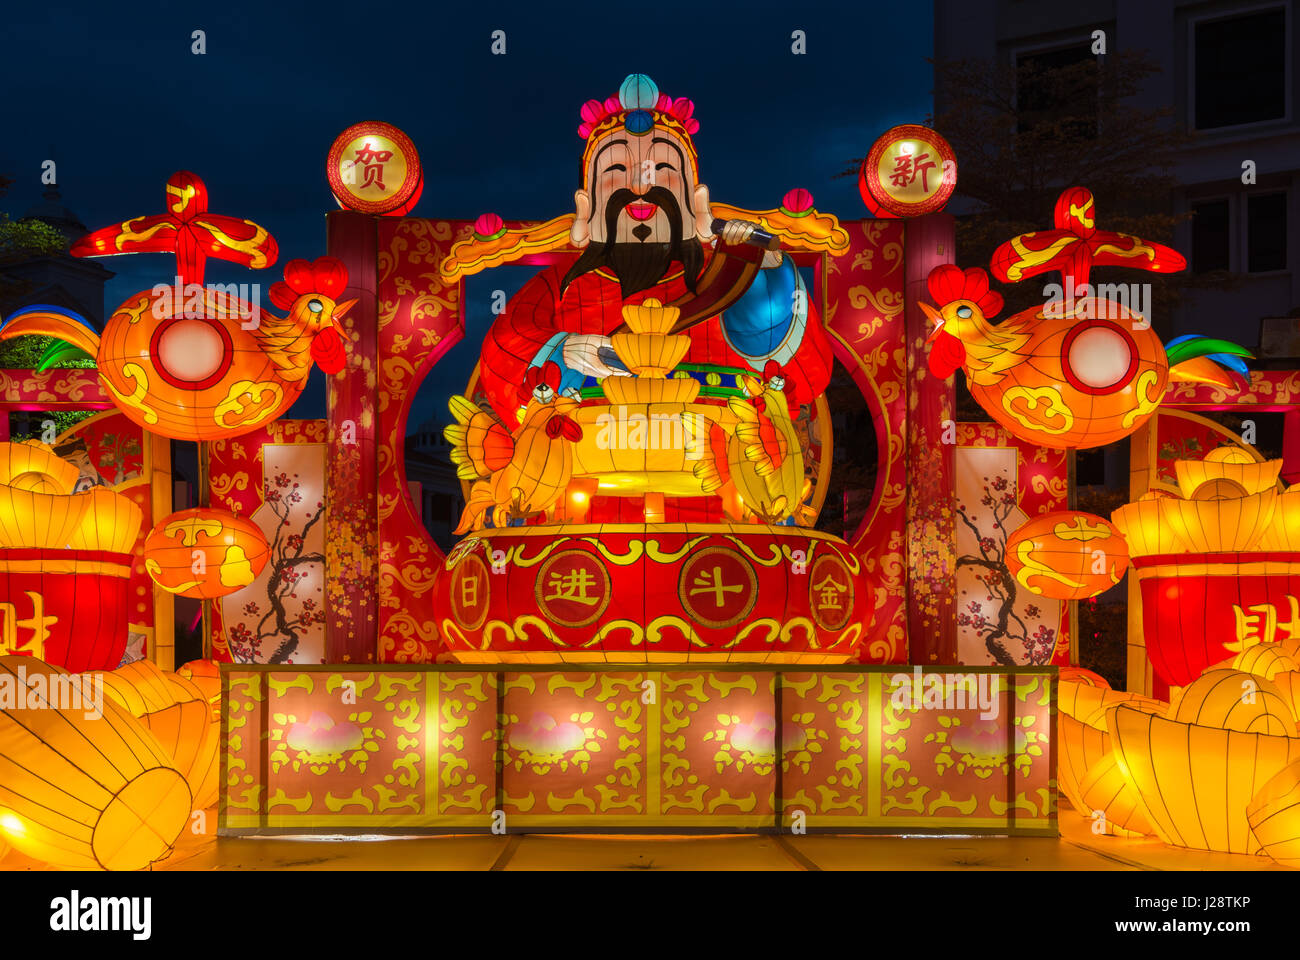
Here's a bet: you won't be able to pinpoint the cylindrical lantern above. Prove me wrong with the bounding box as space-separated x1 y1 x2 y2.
144 507 271 599
0 656 191 870
1005 510 1129 600
94 659 218 809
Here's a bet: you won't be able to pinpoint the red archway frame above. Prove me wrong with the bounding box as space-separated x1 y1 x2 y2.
325 212 944 665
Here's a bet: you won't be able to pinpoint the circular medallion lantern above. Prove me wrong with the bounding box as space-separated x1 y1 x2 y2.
144 507 271 599
859 124 956 217
1006 510 1129 600
326 121 423 216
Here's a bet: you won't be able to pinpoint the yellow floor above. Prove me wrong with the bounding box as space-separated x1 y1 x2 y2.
2 811 1287 871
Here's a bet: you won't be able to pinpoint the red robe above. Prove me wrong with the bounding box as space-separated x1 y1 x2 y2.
479 249 833 423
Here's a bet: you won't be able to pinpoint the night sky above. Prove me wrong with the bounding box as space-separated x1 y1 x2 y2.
2 0 932 427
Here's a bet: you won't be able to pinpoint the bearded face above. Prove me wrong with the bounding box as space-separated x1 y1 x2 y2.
566 130 711 298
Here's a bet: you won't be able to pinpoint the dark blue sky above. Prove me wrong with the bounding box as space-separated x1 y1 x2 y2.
2 0 933 426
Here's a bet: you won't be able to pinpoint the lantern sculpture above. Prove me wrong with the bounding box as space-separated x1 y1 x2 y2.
0 441 142 670
1005 510 1129 600
0 173 354 443
923 188 1252 450
177 658 221 723
1113 447 1296 688
1108 670 1300 855
0 656 191 870
94 659 219 809
1247 759 1300 867
144 507 271 599
1056 677 1165 820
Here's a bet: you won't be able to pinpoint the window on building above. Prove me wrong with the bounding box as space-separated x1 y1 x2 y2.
1194 8 1287 130
1248 192 1288 273
1191 199 1231 272
1015 44 1099 138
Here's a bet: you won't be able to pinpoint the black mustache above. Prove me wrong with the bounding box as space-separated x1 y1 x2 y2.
603 186 685 243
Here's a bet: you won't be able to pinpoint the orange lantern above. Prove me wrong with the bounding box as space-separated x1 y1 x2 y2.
177 658 222 723
1005 510 1129 600
144 507 270 599
93 659 219 809
0 656 191 870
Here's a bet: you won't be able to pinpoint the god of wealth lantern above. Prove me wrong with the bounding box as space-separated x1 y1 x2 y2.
0 441 142 671
430 74 874 664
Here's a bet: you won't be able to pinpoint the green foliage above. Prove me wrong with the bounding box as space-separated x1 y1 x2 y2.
0 334 95 370
0 213 68 261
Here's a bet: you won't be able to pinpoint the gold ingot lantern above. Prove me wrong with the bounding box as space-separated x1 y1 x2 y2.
603 298 700 405
0 442 142 550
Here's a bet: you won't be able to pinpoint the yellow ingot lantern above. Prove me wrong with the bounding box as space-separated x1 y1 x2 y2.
0 656 192 870
0 440 81 493
1169 669 1296 736
1111 495 1185 558
1056 680 1166 816
1078 752 1154 837
144 507 271 599
94 659 218 810
1247 759 1300 868
66 487 144 553
1109 695 1300 855
1005 510 1128 600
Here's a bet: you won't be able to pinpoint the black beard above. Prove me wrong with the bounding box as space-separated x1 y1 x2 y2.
562 186 704 299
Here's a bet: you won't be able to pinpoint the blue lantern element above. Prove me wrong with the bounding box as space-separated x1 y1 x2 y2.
624 110 654 135
619 74 659 111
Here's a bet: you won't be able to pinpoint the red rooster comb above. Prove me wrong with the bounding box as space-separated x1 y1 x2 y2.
926 265 1003 318
519 360 563 403
269 257 349 310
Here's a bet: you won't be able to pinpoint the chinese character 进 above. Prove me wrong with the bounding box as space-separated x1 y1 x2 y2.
545 568 599 606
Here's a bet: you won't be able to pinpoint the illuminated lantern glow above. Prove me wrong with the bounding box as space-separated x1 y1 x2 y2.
1004 510 1128 600
1247 760 1300 867
1054 679 1166 816
144 507 271 599
0 442 142 670
0 173 354 443
177 659 221 723
1168 669 1296 736
326 121 423 216
1078 753 1153 837
93 660 219 810
858 124 956 217
1108 682 1300 854
925 188 1251 451
0 656 191 870
1115 452 1299 688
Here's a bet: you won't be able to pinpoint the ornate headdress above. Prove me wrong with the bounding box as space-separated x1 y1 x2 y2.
579 74 700 178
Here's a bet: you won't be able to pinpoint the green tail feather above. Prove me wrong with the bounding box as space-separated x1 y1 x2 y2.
1165 337 1253 367
36 339 95 372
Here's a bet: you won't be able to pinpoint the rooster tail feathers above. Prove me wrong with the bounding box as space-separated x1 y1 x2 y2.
0 305 101 362
1165 335 1253 368
683 411 728 493
1166 335 1252 388
444 394 513 479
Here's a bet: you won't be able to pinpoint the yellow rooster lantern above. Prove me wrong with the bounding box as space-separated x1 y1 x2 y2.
687 361 812 524
445 361 584 531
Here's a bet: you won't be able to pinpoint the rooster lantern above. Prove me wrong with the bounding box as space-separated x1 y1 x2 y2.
444 361 584 532
922 187 1251 450
0 172 353 443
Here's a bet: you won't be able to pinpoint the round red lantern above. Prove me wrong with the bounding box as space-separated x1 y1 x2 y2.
1006 510 1129 600
143 508 270 599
